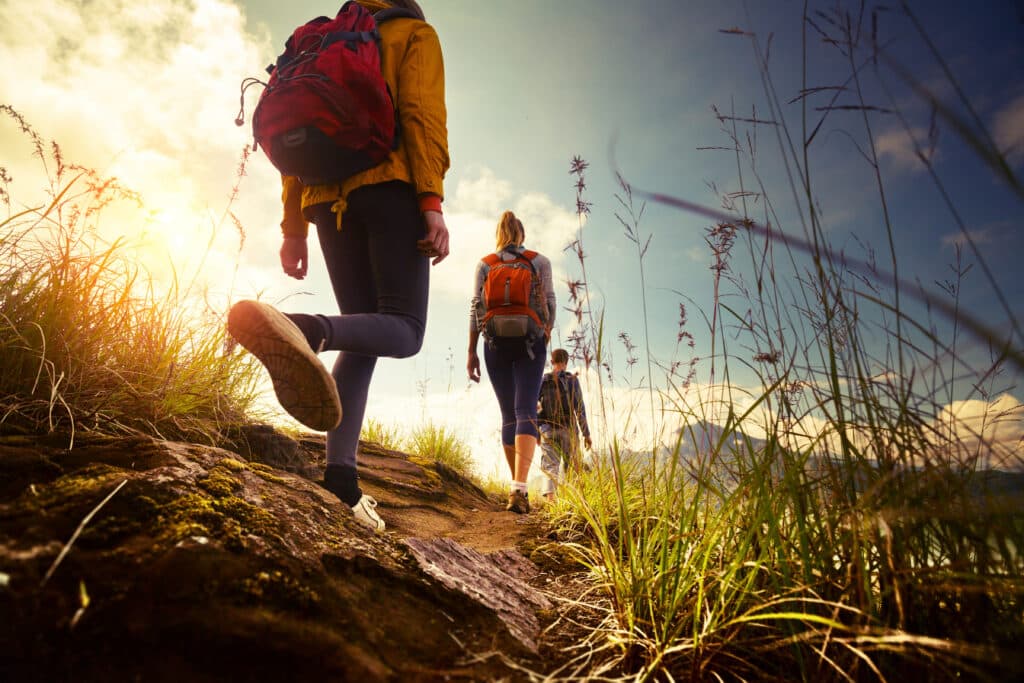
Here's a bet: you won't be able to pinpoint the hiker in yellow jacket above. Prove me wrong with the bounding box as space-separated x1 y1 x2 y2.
229 0 449 532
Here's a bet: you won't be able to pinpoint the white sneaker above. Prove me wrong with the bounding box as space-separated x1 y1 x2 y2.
351 494 385 531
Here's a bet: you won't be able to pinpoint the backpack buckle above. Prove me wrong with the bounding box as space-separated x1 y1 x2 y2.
281 129 308 148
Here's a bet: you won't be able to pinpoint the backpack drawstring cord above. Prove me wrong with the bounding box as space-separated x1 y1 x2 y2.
235 77 267 128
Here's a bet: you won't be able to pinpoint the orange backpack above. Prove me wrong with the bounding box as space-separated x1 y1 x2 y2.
480 250 545 339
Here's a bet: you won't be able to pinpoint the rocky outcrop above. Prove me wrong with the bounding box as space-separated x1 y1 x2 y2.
404 537 552 653
0 431 560 681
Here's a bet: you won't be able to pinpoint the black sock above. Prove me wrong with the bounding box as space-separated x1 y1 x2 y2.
324 464 362 506
286 313 330 351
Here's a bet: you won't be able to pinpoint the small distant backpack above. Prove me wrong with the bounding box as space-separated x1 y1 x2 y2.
236 1 416 185
538 371 573 428
479 250 546 340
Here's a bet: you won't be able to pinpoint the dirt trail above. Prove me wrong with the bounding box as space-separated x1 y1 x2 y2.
351 440 550 554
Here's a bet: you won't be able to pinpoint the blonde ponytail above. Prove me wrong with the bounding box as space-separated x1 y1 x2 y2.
495 210 525 251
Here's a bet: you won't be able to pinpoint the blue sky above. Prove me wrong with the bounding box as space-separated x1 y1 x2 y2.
1 0 1022 473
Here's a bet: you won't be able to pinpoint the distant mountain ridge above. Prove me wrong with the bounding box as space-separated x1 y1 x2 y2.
592 421 1024 501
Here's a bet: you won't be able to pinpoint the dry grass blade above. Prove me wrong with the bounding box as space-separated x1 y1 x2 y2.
632 189 1022 373
40 479 128 587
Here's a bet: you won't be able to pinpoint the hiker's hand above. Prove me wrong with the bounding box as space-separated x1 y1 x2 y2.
418 211 449 265
467 351 480 383
280 236 308 280
584 436 593 450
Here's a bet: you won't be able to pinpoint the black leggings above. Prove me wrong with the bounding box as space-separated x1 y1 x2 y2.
308 181 429 468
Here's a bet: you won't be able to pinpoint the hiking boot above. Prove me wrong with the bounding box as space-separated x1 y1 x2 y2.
506 490 531 514
227 300 341 431
351 494 385 531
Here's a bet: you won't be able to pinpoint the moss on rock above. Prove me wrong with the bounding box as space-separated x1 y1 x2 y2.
246 461 289 485
155 491 281 552
23 463 125 512
198 465 244 498
237 569 321 610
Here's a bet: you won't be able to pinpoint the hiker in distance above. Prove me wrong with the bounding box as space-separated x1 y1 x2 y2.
228 0 449 532
467 211 556 514
537 348 592 501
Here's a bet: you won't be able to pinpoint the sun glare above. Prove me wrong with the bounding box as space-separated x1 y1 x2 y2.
147 208 194 254
125 202 244 308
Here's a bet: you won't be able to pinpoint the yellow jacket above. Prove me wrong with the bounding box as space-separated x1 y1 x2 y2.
280 0 450 237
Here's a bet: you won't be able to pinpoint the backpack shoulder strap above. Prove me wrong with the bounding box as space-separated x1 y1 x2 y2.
527 252 544 278
518 250 540 275
558 372 573 409
374 7 420 24
565 372 578 397
539 372 555 412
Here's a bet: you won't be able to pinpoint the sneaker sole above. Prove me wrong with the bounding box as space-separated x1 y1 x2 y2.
228 300 341 431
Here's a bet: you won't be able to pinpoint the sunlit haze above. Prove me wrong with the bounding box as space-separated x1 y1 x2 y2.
2 0 1022 475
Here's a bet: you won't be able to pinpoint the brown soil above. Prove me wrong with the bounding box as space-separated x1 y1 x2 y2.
353 439 550 552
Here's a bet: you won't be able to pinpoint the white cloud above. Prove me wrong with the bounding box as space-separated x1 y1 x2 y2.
941 227 994 247
447 166 513 217
931 393 1024 470
766 389 1024 471
430 168 578 306
0 0 282 296
511 191 578 268
874 126 931 172
992 94 1024 165
869 370 901 385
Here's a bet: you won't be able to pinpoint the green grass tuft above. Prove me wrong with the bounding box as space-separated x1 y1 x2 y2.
359 417 405 451
406 421 475 479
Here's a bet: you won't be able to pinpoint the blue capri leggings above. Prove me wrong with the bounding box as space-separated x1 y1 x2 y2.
483 337 547 445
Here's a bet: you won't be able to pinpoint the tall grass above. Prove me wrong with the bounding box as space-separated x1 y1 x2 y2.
546 4 1023 681
361 416 481 483
0 106 261 447
360 417 406 451
406 421 475 477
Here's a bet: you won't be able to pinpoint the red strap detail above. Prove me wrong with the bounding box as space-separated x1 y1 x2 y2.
418 194 442 214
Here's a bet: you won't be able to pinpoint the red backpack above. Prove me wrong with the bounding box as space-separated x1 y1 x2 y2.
236 1 416 185
480 250 546 339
